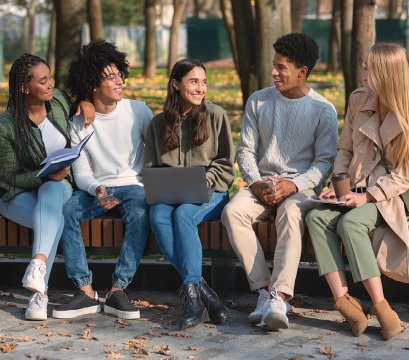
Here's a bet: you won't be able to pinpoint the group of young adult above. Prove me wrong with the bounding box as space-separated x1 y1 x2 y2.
0 32 407 340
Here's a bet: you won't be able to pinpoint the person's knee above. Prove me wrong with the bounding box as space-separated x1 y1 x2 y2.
220 200 241 225
336 212 361 236
305 209 319 228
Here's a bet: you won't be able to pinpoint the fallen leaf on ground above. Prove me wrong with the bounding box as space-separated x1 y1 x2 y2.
105 344 117 347
148 331 161 337
61 346 73 350
161 332 192 338
116 319 131 327
319 346 335 358
33 324 49 329
105 350 125 359
153 345 171 356
125 341 149 355
82 329 98 341
16 336 34 342
58 332 71 337
354 342 367 347
86 323 96 327
0 342 17 353
203 324 216 328
43 332 54 337
188 346 203 351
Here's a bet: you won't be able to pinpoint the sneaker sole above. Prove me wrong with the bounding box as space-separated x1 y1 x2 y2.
52 304 101 319
262 313 289 330
104 305 140 319
248 313 262 325
25 312 47 321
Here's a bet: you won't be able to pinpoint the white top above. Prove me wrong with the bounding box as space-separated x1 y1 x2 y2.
237 86 338 192
38 117 66 155
70 99 153 195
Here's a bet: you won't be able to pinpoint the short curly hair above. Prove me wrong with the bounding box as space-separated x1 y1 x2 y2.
273 33 319 77
65 40 129 102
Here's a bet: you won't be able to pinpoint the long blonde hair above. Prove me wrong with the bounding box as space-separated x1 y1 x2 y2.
367 42 409 171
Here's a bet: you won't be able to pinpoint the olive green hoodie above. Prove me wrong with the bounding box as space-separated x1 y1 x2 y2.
0 89 73 202
144 100 235 192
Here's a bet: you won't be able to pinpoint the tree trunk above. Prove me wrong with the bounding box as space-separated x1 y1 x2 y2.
256 0 290 90
54 0 84 89
327 0 341 71
27 0 36 53
231 0 257 106
144 0 157 78
388 0 401 19
168 0 188 75
341 0 354 112
87 0 104 41
291 0 307 33
47 6 56 73
351 0 375 91
220 0 238 69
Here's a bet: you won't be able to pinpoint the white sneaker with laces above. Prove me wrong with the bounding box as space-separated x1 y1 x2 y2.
22 259 46 294
25 292 48 320
260 288 290 330
248 288 270 325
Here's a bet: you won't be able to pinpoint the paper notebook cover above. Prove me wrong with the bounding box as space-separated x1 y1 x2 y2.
36 132 94 178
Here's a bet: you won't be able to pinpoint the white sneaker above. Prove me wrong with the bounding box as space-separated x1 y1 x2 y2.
25 292 48 320
248 288 270 325
260 289 290 330
248 288 292 325
22 259 46 294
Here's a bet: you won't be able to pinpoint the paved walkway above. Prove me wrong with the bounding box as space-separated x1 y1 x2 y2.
0 287 408 359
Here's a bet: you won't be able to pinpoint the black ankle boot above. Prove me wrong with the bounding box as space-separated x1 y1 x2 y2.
179 283 209 329
198 278 227 325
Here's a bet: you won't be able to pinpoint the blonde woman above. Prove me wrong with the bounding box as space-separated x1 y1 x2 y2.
306 43 408 340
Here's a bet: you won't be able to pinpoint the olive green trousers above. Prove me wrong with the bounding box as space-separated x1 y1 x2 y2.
306 203 384 282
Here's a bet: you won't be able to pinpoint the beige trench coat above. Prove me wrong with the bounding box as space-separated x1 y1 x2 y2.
335 88 409 283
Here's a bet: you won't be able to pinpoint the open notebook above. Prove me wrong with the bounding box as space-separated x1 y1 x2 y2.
142 167 214 205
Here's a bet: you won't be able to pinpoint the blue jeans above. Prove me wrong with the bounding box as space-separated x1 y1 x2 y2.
0 181 72 285
61 185 149 289
150 192 229 284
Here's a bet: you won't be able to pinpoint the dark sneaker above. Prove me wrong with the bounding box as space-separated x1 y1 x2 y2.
52 291 101 319
104 290 140 319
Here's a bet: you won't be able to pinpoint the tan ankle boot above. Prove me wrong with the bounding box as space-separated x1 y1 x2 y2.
372 299 403 340
334 293 368 337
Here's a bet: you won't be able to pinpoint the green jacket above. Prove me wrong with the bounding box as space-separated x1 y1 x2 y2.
144 100 235 192
0 89 73 202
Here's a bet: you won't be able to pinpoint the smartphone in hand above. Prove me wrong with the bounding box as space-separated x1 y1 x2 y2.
97 194 121 203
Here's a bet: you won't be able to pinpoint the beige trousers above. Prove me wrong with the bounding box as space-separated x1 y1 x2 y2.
221 187 316 299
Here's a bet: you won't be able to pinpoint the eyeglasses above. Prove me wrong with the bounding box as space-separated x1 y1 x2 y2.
104 71 125 83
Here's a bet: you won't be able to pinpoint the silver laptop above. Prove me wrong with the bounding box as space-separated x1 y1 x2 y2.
142 167 214 205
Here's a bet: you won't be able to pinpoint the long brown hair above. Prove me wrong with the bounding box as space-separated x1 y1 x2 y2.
162 58 209 152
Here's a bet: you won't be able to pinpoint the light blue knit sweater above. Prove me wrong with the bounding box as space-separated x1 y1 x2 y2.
237 86 338 193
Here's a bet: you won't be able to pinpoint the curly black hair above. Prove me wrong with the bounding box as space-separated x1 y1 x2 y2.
65 40 129 102
273 33 319 77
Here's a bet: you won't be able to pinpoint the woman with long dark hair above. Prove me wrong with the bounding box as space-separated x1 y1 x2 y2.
144 58 235 329
0 54 93 320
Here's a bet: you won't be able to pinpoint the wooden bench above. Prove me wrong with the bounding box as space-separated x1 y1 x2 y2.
0 215 318 298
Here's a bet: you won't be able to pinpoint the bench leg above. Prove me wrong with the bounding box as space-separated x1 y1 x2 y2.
210 258 241 304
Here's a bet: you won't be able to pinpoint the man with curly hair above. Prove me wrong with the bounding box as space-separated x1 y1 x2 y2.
222 33 338 330
52 40 153 320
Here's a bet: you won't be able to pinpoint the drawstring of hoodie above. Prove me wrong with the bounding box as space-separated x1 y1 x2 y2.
178 115 182 165
177 115 192 167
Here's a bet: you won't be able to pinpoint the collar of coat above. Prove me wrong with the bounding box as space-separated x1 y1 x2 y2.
357 89 402 150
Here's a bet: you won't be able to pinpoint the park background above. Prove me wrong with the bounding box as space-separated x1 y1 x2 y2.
1 0 409 193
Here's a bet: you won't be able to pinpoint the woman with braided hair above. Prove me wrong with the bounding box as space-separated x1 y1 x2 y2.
0 54 94 320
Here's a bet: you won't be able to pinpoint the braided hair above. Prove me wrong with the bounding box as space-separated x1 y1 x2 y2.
65 40 130 104
7 54 49 172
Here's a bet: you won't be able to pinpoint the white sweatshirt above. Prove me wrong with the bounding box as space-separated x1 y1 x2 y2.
70 99 153 195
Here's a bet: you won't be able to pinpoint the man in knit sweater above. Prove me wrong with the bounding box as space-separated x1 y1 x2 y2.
222 33 338 330
52 41 153 320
